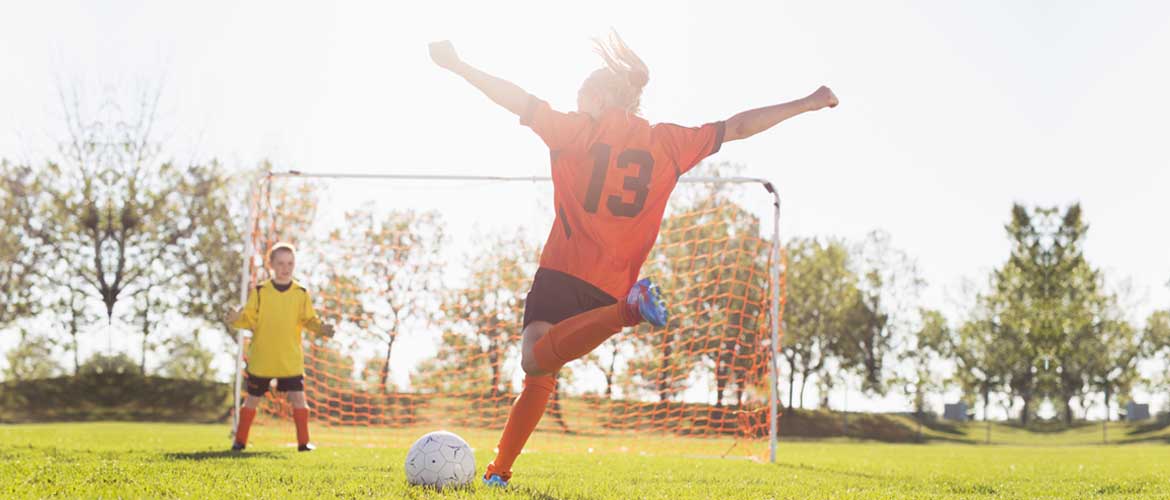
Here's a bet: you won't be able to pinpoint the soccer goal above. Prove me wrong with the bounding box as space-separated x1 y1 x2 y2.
231 168 785 461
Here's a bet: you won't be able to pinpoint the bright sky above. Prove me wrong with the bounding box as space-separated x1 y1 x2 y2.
2 1 1169 415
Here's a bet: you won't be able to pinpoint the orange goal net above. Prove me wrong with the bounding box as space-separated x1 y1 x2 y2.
232 169 785 460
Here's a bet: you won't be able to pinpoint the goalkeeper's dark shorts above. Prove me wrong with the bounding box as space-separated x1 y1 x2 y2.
245 372 304 397
522 267 617 328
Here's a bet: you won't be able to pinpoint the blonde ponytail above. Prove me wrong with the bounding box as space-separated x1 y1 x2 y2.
590 30 649 114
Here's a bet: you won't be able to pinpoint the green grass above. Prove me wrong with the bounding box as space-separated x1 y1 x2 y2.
4 423 1170 499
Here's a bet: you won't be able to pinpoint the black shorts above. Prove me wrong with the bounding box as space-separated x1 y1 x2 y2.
523 268 617 328
245 372 305 397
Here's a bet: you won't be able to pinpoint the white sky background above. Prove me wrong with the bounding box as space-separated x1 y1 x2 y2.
1 1 1169 416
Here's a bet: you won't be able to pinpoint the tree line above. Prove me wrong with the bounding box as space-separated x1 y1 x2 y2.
3 92 1168 426
782 205 1170 424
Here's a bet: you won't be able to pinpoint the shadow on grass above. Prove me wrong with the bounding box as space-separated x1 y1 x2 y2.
510 485 567 500
164 450 283 461
998 419 1098 434
924 433 978 445
912 416 966 436
412 483 565 500
1127 418 1170 436
1113 435 1170 445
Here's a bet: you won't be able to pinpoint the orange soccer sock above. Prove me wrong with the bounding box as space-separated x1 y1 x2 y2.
293 408 310 446
487 375 557 480
532 303 635 373
235 407 257 446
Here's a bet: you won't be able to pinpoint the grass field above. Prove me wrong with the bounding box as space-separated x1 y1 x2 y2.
4 423 1170 499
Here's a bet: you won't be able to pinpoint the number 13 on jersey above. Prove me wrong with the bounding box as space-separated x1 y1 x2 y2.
583 143 655 218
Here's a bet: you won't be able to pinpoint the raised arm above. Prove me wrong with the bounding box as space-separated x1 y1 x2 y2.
429 40 530 116
723 86 838 143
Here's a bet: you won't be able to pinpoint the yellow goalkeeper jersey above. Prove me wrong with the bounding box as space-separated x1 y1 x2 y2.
232 279 323 378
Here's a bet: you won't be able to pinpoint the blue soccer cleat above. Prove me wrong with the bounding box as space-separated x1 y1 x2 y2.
483 473 509 488
627 278 668 327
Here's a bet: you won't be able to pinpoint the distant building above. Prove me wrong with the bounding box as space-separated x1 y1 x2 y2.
1126 401 1150 422
944 402 968 422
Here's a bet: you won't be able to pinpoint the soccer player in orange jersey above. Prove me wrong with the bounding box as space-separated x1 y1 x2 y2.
429 32 837 487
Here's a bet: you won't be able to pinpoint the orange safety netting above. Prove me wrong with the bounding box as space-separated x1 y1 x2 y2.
235 175 785 456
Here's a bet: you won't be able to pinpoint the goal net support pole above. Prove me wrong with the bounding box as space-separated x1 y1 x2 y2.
231 169 266 442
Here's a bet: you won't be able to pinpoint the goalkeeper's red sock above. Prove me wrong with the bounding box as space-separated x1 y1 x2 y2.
486 375 556 480
235 407 256 446
532 303 636 373
293 408 310 447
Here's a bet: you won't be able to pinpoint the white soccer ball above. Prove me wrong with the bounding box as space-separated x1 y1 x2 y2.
404 430 476 489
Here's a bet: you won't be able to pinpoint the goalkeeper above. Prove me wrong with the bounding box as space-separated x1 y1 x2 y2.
226 242 335 452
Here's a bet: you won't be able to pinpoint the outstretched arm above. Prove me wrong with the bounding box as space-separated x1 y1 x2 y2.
723 86 838 143
228 290 259 331
304 317 335 338
429 40 529 116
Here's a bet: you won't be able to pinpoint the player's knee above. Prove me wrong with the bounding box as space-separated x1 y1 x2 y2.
520 356 543 376
287 391 308 409
243 396 262 409
520 321 554 376
520 355 555 377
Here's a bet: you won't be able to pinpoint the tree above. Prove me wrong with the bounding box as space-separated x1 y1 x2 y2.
1088 326 1139 422
177 162 249 343
413 330 500 395
119 163 237 375
157 330 217 382
51 285 91 376
0 162 44 328
20 83 250 389
963 204 1132 426
953 296 1012 421
251 173 320 264
28 87 208 322
1036 205 1111 426
843 231 923 396
989 205 1046 425
580 339 622 399
1076 283 1138 422
1144 310 1170 357
898 308 950 418
78 352 138 376
3 331 61 381
1140 310 1170 408
780 237 859 409
130 284 174 375
325 208 444 394
412 232 535 398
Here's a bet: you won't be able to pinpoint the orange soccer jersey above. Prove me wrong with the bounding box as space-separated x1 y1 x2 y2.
521 96 725 299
